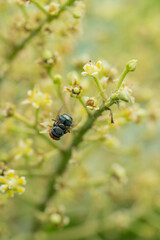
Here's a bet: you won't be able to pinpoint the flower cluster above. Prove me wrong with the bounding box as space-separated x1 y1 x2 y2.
22 87 52 108
0 170 26 197
13 139 34 160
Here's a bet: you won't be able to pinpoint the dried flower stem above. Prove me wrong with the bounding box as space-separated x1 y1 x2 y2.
31 0 49 16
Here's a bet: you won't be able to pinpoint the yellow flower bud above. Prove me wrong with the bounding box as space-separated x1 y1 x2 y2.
53 74 62 85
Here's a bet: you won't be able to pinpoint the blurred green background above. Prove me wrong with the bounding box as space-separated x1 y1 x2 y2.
0 0 160 239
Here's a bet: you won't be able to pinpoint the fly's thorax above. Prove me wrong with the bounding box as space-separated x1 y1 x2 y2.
59 114 72 127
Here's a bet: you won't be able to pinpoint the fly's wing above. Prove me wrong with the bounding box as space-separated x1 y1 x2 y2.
51 115 60 125
67 116 82 132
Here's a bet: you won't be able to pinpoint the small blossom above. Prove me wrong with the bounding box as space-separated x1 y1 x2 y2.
81 60 103 77
13 139 34 160
83 97 99 110
65 75 83 97
0 169 26 197
45 2 60 15
22 87 52 108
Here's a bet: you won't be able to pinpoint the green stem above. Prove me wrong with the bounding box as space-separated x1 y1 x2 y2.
7 0 77 61
78 96 91 116
13 112 59 149
31 0 49 16
13 113 33 128
34 108 39 127
114 67 129 91
47 68 71 113
93 77 106 101
17 3 29 19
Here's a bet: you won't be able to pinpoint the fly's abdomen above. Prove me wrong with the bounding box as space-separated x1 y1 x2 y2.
50 126 64 140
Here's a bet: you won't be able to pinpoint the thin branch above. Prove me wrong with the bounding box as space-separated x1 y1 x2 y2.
7 0 77 61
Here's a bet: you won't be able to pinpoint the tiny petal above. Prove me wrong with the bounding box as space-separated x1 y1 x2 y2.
0 176 6 184
18 177 26 185
96 61 103 70
32 102 40 108
0 184 8 192
81 72 88 76
91 72 99 78
6 169 15 178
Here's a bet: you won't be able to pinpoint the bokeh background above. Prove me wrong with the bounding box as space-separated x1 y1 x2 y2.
0 0 160 239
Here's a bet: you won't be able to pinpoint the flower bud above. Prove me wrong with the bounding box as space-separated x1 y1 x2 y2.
50 213 61 224
52 74 62 85
67 71 79 85
1 103 15 117
126 59 137 72
117 90 129 102
110 93 119 101
43 50 52 61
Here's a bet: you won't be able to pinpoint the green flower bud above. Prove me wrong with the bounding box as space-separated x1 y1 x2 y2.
126 59 137 72
73 10 81 19
117 90 129 102
67 71 79 85
43 50 52 61
50 213 61 224
110 93 119 101
53 74 62 85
